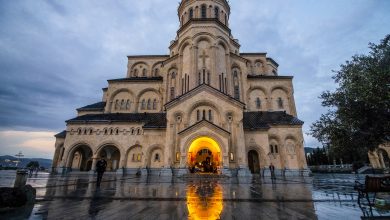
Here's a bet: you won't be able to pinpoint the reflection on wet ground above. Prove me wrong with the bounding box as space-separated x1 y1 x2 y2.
0 171 389 219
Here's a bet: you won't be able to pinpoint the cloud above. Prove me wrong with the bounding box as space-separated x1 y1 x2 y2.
0 0 389 155
0 131 56 159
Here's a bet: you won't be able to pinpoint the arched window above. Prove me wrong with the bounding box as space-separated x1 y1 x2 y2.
147 99 151 110
198 72 201 85
197 110 200 121
126 99 130 110
275 145 279 154
233 71 240 100
137 128 142 135
153 99 157 110
189 8 194 19
131 128 135 135
141 99 146 110
270 145 274 154
115 128 119 135
142 69 147 77
115 100 119 110
104 128 108 135
202 110 206 119
120 99 125 110
214 7 219 19
256 98 261 109
154 153 160 161
201 5 207 18
277 97 284 108
208 110 213 122
154 68 159 77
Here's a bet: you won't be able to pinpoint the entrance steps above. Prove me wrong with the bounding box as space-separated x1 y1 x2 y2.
180 173 230 179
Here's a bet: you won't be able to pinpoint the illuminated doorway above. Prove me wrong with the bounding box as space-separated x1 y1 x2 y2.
187 137 222 173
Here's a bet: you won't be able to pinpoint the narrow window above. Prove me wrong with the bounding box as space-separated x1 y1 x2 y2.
207 72 210 84
270 145 274 154
202 110 206 119
142 69 147 77
189 8 194 19
201 5 207 18
197 110 200 121
198 72 201 85
275 145 279 154
147 99 151 110
115 100 119 110
126 99 130 110
233 71 240 100
133 69 138 77
278 97 284 108
203 69 206 84
208 110 213 122
141 99 146 110
155 153 160 161
256 98 261 109
214 7 219 19
121 99 125 110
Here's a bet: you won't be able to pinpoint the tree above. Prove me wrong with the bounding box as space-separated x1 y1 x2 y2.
26 161 39 169
310 35 390 163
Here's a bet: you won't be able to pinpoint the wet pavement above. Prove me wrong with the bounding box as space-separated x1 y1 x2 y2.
0 171 389 219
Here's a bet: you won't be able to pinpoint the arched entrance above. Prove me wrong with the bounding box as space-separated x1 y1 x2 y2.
98 145 121 171
187 137 222 173
69 145 93 171
248 150 260 174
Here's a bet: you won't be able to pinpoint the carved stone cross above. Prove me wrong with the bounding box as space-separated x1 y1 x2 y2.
199 50 209 67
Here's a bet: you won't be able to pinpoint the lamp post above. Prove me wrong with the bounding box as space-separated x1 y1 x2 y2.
15 151 24 169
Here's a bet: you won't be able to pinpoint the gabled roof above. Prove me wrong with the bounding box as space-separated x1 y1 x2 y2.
165 83 245 110
66 113 167 129
243 111 303 130
77 102 106 111
55 130 66 138
178 119 230 136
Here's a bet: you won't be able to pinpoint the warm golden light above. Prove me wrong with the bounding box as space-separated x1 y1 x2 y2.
188 137 222 167
186 183 224 220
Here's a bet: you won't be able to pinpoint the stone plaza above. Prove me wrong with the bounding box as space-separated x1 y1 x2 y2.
1 170 390 219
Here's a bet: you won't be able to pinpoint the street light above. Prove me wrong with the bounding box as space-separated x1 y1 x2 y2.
15 151 24 168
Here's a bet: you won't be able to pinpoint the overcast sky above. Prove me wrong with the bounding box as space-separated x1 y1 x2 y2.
0 0 389 159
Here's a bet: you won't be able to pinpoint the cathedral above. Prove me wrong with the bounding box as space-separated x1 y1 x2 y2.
51 0 309 176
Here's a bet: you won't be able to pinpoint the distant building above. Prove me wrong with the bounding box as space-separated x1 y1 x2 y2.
51 0 309 176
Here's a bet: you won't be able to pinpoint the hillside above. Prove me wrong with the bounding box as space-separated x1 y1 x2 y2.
0 155 52 169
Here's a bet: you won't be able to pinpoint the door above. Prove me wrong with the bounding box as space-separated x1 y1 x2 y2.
248 150 260 174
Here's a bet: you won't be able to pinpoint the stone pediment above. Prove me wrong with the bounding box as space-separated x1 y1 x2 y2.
178 119 230 137
165 83 245 110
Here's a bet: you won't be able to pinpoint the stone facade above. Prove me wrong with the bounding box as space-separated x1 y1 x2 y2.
52 0 309 176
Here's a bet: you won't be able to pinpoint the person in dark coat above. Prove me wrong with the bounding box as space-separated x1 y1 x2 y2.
269 163 275 179
96 157 107 188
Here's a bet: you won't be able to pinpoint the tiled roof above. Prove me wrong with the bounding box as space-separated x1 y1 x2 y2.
77 102 106 111
54 130 66 138
107 77 163 83
243 111 304 130
66 113 167 129
247 75 293 80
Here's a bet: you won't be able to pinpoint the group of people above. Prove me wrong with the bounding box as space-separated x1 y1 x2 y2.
189 157 218 173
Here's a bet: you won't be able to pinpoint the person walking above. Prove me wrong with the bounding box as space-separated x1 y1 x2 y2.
96 157 107 188
269 163 275 179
